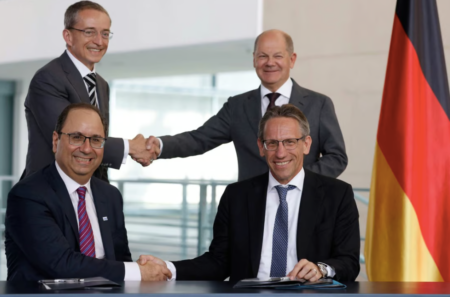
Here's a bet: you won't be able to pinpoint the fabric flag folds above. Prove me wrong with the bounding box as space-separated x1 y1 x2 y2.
365 0 450 281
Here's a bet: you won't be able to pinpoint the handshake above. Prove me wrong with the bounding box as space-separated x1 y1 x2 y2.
128 135 161 167
136 254 172 281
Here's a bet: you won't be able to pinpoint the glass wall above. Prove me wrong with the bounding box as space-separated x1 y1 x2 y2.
109 71 260 261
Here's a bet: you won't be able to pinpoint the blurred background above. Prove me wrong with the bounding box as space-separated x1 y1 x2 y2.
0 0 449 281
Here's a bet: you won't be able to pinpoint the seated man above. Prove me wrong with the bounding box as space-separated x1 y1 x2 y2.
140 104 360 282
5 103 171 282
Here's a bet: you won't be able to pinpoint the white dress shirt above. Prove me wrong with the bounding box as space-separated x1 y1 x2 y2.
158 78 293 157
66 49 129 164
55 161 141 280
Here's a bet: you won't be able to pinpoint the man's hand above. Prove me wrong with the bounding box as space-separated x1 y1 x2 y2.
137 259 172 281
129 134 157 167
138 254 166 266
287 259 322 282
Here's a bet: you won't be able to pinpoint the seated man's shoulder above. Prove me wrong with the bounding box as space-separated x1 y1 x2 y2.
307 170 352 195
90 176 122 197
9 167 52 200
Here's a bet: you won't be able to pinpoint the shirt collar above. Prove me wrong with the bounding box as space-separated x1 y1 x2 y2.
66 49 96 78
268 167 305 192
55 161 92 195
260 78 293 100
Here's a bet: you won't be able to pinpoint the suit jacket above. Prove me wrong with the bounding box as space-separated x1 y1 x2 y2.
5 162 132 281
24 51 124 181
160 79 347 181
173 169 360 282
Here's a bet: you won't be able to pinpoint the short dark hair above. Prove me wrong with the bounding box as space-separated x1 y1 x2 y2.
64 1 110 29
55 103 107 136
254 30 294 55
258 104 310 140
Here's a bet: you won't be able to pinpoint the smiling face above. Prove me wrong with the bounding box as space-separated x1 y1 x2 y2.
257 117 311 184
63 9 111 70
253 31 297 92
53 108 105 184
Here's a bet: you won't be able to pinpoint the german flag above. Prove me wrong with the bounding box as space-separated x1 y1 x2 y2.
365 0 450 281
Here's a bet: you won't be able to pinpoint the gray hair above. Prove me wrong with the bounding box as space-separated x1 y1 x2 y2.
64 1 110 29
258 104 310 140
254 30 294 55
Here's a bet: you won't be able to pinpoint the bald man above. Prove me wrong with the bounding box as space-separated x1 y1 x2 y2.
144 29 347 181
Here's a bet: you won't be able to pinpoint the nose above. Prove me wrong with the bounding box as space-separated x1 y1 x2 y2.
92 33 103 45
79 138 93 154
266 56 275 66
275 141 287 158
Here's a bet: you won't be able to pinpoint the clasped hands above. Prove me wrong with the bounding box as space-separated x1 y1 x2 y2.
128 135 160 167
136 255 323 282
137 255 171 281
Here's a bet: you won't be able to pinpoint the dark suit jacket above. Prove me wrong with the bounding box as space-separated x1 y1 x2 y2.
24 51 124 181
160 80 347 181
5 162 132 281
173 169 360 282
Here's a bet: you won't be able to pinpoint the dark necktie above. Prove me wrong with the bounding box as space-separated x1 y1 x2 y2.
270 185 296 277
266 93 281 112
83 73 99 108
76 187 96 258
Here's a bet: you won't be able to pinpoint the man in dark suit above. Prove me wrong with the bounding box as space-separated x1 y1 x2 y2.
143 29 347 181
139 104 360 282
24 1 152 182
6 103 171 282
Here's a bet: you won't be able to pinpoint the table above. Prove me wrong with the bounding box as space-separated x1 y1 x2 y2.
1 281 450 296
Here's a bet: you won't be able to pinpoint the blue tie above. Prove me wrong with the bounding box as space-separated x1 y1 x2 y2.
270 185 296 277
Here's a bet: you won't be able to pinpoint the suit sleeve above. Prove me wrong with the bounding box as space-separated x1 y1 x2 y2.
26 70 124 169
113 187 133 262
305 96 348 178
172 186 231 280
321 184 360 281
159 99 233 158
6 188 126 281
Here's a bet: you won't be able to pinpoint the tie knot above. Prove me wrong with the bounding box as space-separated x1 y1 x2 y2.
76 187 87 200
84 73 97 86
274 185 296 202
266 93 281 111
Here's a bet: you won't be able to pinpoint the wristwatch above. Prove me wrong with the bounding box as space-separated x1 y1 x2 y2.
317 263 328 278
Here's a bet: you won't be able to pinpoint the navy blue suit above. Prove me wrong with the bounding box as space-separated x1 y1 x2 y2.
5 163 132 281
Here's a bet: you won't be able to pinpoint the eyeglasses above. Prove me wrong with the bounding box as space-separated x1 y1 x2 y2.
263 136 307 151
59 132 107 149
68 27 114 40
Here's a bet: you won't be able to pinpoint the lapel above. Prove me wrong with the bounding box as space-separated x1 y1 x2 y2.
243 88 262 136
247 173 269 276
90 178 116 260
60 51 90 104
96 76 108 112
296 169 324 259
289 79 309 111
44 163 79 243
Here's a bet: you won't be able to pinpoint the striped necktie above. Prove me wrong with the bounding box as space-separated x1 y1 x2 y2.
83 73 99 108
270 185 296 277
76 187 96 258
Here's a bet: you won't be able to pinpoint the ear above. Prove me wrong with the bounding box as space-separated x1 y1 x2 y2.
52 131 59 154
302 135 312 155
62 29 73 47
257 138 265 157
289 52 297 69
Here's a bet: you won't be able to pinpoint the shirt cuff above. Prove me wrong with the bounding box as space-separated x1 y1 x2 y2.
165 261 176 281
123 262 141 281
122 139 130 164
158 138 163 158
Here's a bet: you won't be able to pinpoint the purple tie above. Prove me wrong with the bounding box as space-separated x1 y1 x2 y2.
76 187 96 257
266 93 281 112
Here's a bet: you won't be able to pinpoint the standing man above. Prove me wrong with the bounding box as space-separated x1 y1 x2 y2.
6 103 171 281
24 1 152 181
144 29 347 181
139 104 360 282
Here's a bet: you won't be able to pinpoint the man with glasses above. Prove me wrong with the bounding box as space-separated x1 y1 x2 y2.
24 1 152 182
6 103 172 281
139 104 360 282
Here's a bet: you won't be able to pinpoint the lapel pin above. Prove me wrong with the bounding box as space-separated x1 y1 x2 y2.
103 216 108 221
